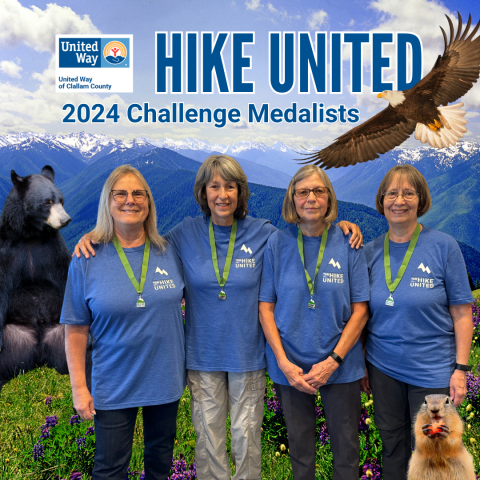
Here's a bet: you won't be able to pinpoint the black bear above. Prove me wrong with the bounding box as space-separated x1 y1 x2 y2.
0 165 87 393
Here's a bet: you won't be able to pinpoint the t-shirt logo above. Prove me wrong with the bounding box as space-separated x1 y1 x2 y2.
236 243 256 268
153 266 176 290
410 262 434 289
322 257 344 284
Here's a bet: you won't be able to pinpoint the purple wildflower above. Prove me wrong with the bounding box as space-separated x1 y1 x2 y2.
70 471 82 480
361 457 382 480
315 406 323 419
69 415 83 425
466 371 480 406
33 441 44 461
40 426 50 439
359 407 370 432
319 422 330 446
140 471 145 480
75 436 86 450
472 301 479 330
168 454 197 479
85 426 95 436
45 396 52 405
267 397 283 415
45 415 58 427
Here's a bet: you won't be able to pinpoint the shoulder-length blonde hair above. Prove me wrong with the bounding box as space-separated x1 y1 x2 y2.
92 164 166 251
282 165 338 224
375 164 432 217
193 154 250 219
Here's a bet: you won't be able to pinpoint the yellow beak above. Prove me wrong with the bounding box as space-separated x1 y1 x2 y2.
377 92 384 98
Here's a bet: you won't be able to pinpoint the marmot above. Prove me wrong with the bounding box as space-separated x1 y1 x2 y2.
408 394 475 480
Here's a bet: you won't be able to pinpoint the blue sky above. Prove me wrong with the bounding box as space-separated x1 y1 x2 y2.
0 0 479 149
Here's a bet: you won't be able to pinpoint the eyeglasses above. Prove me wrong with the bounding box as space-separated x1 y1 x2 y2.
382 190 418 202
294 187 330 199
110 190 148 204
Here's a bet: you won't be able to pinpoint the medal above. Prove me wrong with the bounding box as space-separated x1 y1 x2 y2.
209 217 237 301
297 224 328 310
113 235 150 308
384 223 421 307
385 294 394 307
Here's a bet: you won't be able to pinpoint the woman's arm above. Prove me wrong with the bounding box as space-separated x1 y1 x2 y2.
449 303 473 407
259 301 317 394
336 221 363 249
65 325 96 420
303 301 369 389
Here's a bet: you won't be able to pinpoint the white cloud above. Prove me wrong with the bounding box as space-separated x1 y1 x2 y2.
0 59 22 78
465 111 480 119
348 19 355 27
246 0 262 11
308 10 328 30
0 0 100 53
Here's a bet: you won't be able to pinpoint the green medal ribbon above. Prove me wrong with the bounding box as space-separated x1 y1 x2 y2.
209 217 237 300
113 235 150 308
297 224 329 309
384 223 421 307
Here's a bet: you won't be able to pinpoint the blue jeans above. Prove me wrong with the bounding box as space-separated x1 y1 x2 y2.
92 400 180 480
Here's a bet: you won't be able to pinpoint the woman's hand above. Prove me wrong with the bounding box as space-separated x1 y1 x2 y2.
279 359 317 394
303 357 339 389
449 369 467 407
336 221 363 249
72 386 96 421
360 370 371 395
73 232 96 258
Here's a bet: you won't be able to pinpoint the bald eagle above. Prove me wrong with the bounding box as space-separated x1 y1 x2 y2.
302 13 480 169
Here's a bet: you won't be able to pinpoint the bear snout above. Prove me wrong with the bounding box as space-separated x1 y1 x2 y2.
45 204 71 229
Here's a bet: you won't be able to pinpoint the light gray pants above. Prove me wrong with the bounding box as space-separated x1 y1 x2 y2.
187 369 266 480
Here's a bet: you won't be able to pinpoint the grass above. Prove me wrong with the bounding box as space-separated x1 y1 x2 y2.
1 298 479 479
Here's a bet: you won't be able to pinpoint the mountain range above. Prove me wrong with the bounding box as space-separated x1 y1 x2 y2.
0 132 479 282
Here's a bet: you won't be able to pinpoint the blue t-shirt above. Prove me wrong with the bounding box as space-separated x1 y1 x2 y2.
259 224 370 386
60 242 186 410
165 215 277 372
364 225 474 388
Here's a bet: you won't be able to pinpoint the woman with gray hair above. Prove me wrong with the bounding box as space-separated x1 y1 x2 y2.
259 165 370 480
62 165 185 480
75 156 363 480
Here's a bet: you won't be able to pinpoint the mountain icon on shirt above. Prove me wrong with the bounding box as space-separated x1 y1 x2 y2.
152 266 170 282
323 257 344 274
411 262 433 279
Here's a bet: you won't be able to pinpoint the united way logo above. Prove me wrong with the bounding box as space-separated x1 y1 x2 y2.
104 41 127 65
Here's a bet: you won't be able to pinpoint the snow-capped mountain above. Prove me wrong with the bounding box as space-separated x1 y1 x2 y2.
0 132 156 163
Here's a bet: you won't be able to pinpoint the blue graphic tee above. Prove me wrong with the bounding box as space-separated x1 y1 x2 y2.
165 215 277 372
259 224 370 386
60 242 186 410
364 225 475 388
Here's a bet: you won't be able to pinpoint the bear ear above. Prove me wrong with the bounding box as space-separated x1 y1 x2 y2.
41 165 55 182
11 170 24 186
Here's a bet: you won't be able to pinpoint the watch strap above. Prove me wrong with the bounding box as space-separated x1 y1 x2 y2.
329 351 344 365
455 363 472 372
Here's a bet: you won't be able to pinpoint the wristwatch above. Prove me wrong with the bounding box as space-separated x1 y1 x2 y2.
329 351 344 365
455 363 472 372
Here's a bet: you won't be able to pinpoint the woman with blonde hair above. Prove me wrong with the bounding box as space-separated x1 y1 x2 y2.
259 164 370 480
62 165 185 480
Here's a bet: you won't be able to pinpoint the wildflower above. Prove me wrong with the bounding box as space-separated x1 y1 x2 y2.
85 426 95 436
33 441 44 461
275 452 280 457
69 415 83 425
319 422 330 446
470 438 476 444
361 458 382 480
40 426 50 439
267 397 283 416
280 444 286 451
315 406 323 419
70 471 82 480
140 472 145 480
45 396 52 405
76 436 87 450
45 415 58 427
359 408 370 432
466 404 472 412
365 418 372 425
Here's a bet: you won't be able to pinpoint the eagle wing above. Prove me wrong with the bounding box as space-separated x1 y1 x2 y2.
410 13 480 106
300 105 417 169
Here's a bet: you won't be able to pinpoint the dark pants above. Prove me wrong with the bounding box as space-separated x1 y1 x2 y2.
92 400 180 480
275 380 361 480
367 362 450 480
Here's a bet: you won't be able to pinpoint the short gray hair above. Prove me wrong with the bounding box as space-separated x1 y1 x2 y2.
282 165 338 224
193 155 250 219
92 165 166 251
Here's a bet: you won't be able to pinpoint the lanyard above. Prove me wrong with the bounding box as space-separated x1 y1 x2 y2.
113 235 150 307
208 217 237 300
297 224 328 308
384 223 421 295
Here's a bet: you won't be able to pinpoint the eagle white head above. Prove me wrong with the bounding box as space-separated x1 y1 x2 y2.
377 90 406 107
